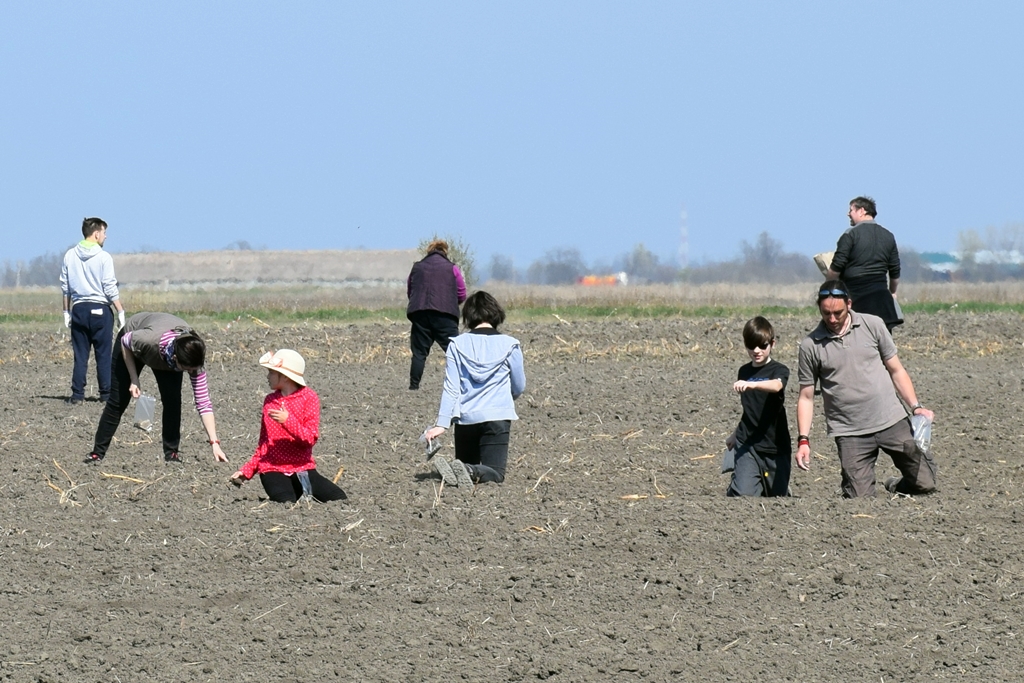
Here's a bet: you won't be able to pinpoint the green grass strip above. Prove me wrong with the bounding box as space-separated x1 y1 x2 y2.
4 301 1022 326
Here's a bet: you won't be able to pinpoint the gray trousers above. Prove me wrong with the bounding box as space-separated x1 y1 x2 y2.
725 444 791 497
835 418 937 498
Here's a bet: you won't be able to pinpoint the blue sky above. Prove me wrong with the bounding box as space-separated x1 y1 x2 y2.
3 2 1022 272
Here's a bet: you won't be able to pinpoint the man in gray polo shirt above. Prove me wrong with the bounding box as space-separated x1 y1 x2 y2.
795 279 936 497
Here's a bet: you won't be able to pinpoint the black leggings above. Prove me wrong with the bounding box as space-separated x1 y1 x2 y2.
453 420 510 484
93 347 184 459
258 469 347 503
408 311 459 388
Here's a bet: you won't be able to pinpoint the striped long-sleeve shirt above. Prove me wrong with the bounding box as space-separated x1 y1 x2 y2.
121 326 213 416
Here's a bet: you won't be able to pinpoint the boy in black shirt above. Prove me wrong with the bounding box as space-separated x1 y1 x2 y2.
723 316 792 496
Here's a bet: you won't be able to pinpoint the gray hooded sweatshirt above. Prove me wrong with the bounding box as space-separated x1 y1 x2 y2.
60 241 120 306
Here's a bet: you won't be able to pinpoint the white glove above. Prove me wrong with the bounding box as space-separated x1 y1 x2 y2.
117 310 126 330
63 311 71 328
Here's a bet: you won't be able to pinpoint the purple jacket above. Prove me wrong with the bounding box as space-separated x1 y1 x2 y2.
407 251 467 319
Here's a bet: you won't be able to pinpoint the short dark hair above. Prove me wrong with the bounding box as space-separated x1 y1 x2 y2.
462 291 506 329
849 196 877 218
174 332 206 370
816 278 851 304
82 217 107 239
742 316 775 349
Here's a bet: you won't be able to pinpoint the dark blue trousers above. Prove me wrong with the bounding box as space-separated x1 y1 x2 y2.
70 304 114 400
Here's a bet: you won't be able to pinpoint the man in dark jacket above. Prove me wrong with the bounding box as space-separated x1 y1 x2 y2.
827 196 902 331
406 240 467 389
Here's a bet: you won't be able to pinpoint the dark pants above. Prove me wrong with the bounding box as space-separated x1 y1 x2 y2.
258 470 347 503
454 420 510 484
93 345 184 459
408 310 459 388
835 418 938 498
847 279 902 331
726 445 791 497
70 304 114 400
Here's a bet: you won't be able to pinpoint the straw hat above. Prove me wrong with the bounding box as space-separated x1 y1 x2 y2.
258 349 306 386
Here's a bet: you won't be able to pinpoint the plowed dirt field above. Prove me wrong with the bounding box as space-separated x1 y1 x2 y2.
1 312 1021 681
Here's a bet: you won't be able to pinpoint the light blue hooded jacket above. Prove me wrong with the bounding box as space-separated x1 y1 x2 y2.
436 329 525 428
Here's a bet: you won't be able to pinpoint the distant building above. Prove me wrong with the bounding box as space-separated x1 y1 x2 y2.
918 250 1024 276
919 252 959 273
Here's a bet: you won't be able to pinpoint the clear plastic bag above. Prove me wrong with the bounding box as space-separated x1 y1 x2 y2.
911 413 932 454
296 470 313 498
133 395 156 432
419 428 443 460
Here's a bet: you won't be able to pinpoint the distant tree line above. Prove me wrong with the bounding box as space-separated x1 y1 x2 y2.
484 227 1024 285
6 228 1024 289
1 250 66 288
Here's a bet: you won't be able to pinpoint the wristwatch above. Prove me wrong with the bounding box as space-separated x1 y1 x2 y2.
910 402 924 412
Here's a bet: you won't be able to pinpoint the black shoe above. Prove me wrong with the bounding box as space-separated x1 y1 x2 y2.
164 452 181 463
409 384 419 390
83 452 103 464
99 394 110 403
66 397 84 406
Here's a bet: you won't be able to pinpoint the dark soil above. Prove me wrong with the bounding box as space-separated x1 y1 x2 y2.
1 312 1022 681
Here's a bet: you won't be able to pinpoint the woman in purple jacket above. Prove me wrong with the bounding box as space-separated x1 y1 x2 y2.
406 240 467 390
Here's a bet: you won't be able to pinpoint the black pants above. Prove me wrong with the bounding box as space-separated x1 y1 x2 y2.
259 470 347 503
408 310 459 388
93 345 184 459
454 420 510 484
69 304 114 400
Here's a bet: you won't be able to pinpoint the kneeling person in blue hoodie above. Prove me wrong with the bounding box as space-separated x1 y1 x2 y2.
424 291 526 486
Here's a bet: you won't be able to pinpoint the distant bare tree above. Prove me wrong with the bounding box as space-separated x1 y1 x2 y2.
741 232 784 271
618 243 678 283
526 248 587 285
1 250 66 288
683 232 817 284
487 254 517 283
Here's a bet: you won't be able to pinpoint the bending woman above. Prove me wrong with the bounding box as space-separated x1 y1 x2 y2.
424 291 525 486
85 312 228 464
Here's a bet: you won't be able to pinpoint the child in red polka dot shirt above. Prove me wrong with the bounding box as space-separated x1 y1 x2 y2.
230 349 346 503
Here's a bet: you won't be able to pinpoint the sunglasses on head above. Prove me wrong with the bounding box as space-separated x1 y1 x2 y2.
819 288 848 298
745 341 772 351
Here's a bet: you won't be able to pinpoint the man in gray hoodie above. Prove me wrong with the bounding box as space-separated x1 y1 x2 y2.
60 217 125 405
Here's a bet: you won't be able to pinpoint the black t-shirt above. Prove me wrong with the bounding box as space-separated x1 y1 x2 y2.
734 359 791 455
